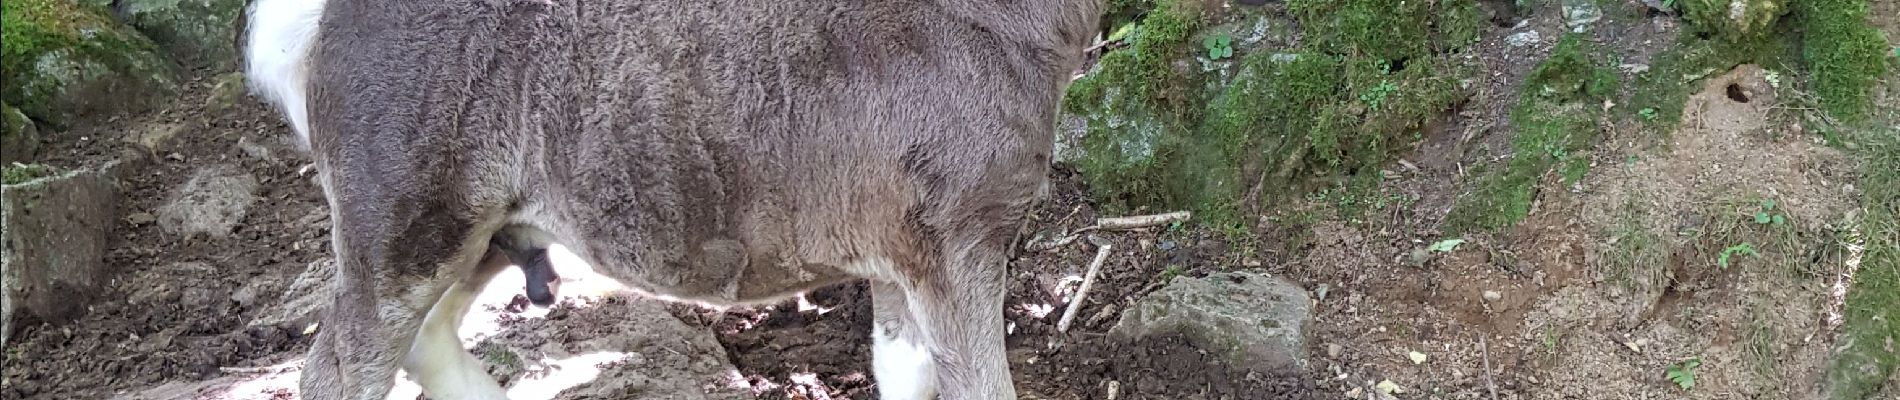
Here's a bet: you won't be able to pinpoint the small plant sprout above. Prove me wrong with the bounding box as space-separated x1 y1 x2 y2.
1360 80 1399 109
1667 358 1700 391
1719 243 1759 269
1203 33 1234 60
1639 107 1659 121
1754 199 1786 226
1763 70 1781 88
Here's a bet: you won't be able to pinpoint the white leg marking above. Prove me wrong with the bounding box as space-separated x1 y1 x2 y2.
244 0 326 147
872 322 937 400
402 282 508 400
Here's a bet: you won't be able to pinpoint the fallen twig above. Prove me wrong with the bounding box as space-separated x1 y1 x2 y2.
1056 241 1114 333
1025 233 1085 253
1480 336 1499 400
219 363 301 375
1096 211 1191 231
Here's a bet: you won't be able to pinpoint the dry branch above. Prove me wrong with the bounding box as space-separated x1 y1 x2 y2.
1480 336 1499 400
1095 211 1191 231
1056 242 1113 333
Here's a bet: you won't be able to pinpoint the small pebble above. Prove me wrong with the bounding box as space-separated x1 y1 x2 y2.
1483 290 1503 301
1328 343 1344 358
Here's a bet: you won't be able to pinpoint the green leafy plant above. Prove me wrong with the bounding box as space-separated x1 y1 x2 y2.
1754 199 1786 226
1667 358 1701 391
1639 107 1659 121
1158 264 1185 281
1202 33 1233 60
1359 80 1398 109
1719 243 1759 269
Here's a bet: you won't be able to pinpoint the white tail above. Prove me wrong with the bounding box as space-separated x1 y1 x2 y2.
243 0 327 148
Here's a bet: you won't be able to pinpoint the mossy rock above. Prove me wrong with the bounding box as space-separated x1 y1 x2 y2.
114 0 248 69
1063 0 1478 225
1679 0 1787 41
1 0 179 128
0 104 39 165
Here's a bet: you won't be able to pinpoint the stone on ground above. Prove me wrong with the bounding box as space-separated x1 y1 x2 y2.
156 164 258 238
1 160 125 348
1109 271 1314 369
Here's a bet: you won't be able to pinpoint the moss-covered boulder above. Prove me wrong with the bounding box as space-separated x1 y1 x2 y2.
112 0 248 69
0 104 39 165
1680 0 1788 41
1 0 179 128
1062 0 1479 225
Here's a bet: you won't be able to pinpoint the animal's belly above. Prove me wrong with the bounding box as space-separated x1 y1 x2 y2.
589 238 859 306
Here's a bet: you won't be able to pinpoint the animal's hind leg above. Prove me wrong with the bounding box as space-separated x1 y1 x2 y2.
871 280 938 400
904 238 1016 400
401 245 512 400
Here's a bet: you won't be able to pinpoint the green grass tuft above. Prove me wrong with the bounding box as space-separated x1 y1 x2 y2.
1 163 56 185
1825 124 1900 399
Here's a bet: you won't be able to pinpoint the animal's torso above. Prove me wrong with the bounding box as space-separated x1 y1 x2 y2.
309 0 1092 303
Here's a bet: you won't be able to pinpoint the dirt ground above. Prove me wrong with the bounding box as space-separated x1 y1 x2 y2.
2 1 1894 400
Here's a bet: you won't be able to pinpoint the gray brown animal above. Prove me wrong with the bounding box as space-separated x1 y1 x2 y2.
243 0 1100 398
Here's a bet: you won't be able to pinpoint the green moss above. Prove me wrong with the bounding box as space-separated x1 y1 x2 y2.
1678 0 1787 42
1438 0 1485 51
1445 34 1618 233
1066 0 1478 226
1 104 29 138
1287 0 1431 60
1823 114 1900 400
1 163 56 185
1795 0 1890 125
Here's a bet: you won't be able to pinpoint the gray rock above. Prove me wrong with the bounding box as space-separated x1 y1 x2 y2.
112 0 248 68
156 165 258 238
1506 30 1542 48
1109 271 1314 369
1 160 125 348
1562 0 1603 32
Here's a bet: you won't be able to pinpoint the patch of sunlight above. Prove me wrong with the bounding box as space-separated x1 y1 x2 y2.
459 244 628 346
212 360 302 400
504 351 634 400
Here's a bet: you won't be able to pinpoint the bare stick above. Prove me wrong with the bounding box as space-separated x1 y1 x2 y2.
1096 211 1191 231
220 363 300 375
1026 234 1084 253
1057 242 1114 332
1480 336 1499 400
